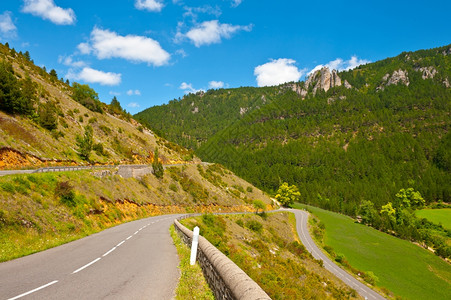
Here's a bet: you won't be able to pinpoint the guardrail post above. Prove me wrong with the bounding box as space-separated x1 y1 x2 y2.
190 226 200 265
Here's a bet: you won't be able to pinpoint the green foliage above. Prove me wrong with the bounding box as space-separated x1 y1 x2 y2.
54 181 75 206
38 101 58 130
71 82 103 113
93 142 109 157
295 203 451 300
0 60 35 115
170 226 214 300
49 69 57 81
76 125 93 161
168 167 209 203
394 188 425 209
246 219 263 233
152 148 164 179
253 200 265 213
275 182 300 207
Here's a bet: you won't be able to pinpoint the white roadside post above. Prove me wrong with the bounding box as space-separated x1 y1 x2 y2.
190 226 200 265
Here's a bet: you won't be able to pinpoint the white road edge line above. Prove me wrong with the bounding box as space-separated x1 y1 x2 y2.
72 257 101 274
126 235 133 240
117 240 125 247
102 247 116 257
134 231 139 235
8 280 58 300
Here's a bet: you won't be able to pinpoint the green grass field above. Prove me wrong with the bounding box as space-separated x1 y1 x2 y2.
416 208 451 230
293 203 451 300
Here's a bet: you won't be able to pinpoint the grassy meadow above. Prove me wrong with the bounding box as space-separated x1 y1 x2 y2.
416 208 451 230
293 203 451 300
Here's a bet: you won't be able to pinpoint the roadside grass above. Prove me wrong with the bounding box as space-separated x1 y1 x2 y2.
169 225 214 300
181 212 359 299
416 208 451 230
293 203 451 300
0 166 261 262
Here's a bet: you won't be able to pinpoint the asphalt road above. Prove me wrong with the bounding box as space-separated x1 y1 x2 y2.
0 214 184 300
290 209 386 300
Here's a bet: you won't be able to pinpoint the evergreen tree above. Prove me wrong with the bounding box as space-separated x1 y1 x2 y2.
38 102 58 130
76 126 93 161
152 148 164 179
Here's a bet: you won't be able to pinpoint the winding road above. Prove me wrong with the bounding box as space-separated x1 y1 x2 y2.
0 205 386 299
290 209 386 300
0 215 183 300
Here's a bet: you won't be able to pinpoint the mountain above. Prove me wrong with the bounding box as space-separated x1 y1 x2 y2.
136 44 451 213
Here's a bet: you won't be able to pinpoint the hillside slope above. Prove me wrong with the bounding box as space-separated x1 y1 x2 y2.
0 42 192 169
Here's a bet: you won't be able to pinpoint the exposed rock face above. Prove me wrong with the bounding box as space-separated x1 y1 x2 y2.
344 80 352 89
444 78 450 88
305 67 346 94
387 69 410 86
286 83 308 98
415 66 437 79
377 69 410 91
442 48 451 56
191 107 199 114
239 107 248 116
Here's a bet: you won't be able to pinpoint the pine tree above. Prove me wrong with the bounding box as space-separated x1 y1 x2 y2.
152 148 164 179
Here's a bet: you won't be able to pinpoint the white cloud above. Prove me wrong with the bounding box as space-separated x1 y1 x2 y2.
22 0 76 25
208 80 224 89
0 11 17 38
175 49 187 58
179 82 204 94
79 27 170 66
77 42 91 55
181 20 252 47
308 56 370 75
127 89 141 96
254 58 304 87
67 67 121 86
135 0 164 12
109 91 121 96
180 82 195 93
231 0 243 7
183 5 222 19
58 55 86 68
127 102 140 108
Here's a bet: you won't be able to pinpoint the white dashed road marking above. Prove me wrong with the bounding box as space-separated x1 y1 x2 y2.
72 257 101 274
8 280 58 300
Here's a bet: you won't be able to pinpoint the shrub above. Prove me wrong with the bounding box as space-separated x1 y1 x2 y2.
55 181 76 206
169 183 178 192
0 182 15 193
246 220 263 233
362 271 378 285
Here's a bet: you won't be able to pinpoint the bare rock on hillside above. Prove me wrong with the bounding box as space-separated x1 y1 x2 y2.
305 67 346 95
387 69 410 86
415 66 437 79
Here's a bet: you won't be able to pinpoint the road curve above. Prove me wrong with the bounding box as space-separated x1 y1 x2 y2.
289 209 385 300
0 214 184 300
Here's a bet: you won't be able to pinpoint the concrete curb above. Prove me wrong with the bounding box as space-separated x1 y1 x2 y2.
174 219 271 300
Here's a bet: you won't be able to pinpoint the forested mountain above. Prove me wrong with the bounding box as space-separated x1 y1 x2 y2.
137 44 451 213
135 86 282 150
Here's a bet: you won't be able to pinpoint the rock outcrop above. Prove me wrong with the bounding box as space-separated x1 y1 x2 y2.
377 69 410 91
415 66 437 79
305 67 348 94
387 69 410 86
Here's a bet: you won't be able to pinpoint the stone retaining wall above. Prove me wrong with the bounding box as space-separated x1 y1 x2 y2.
174 219 271 300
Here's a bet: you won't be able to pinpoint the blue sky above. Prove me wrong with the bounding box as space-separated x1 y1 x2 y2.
0 0 450 113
